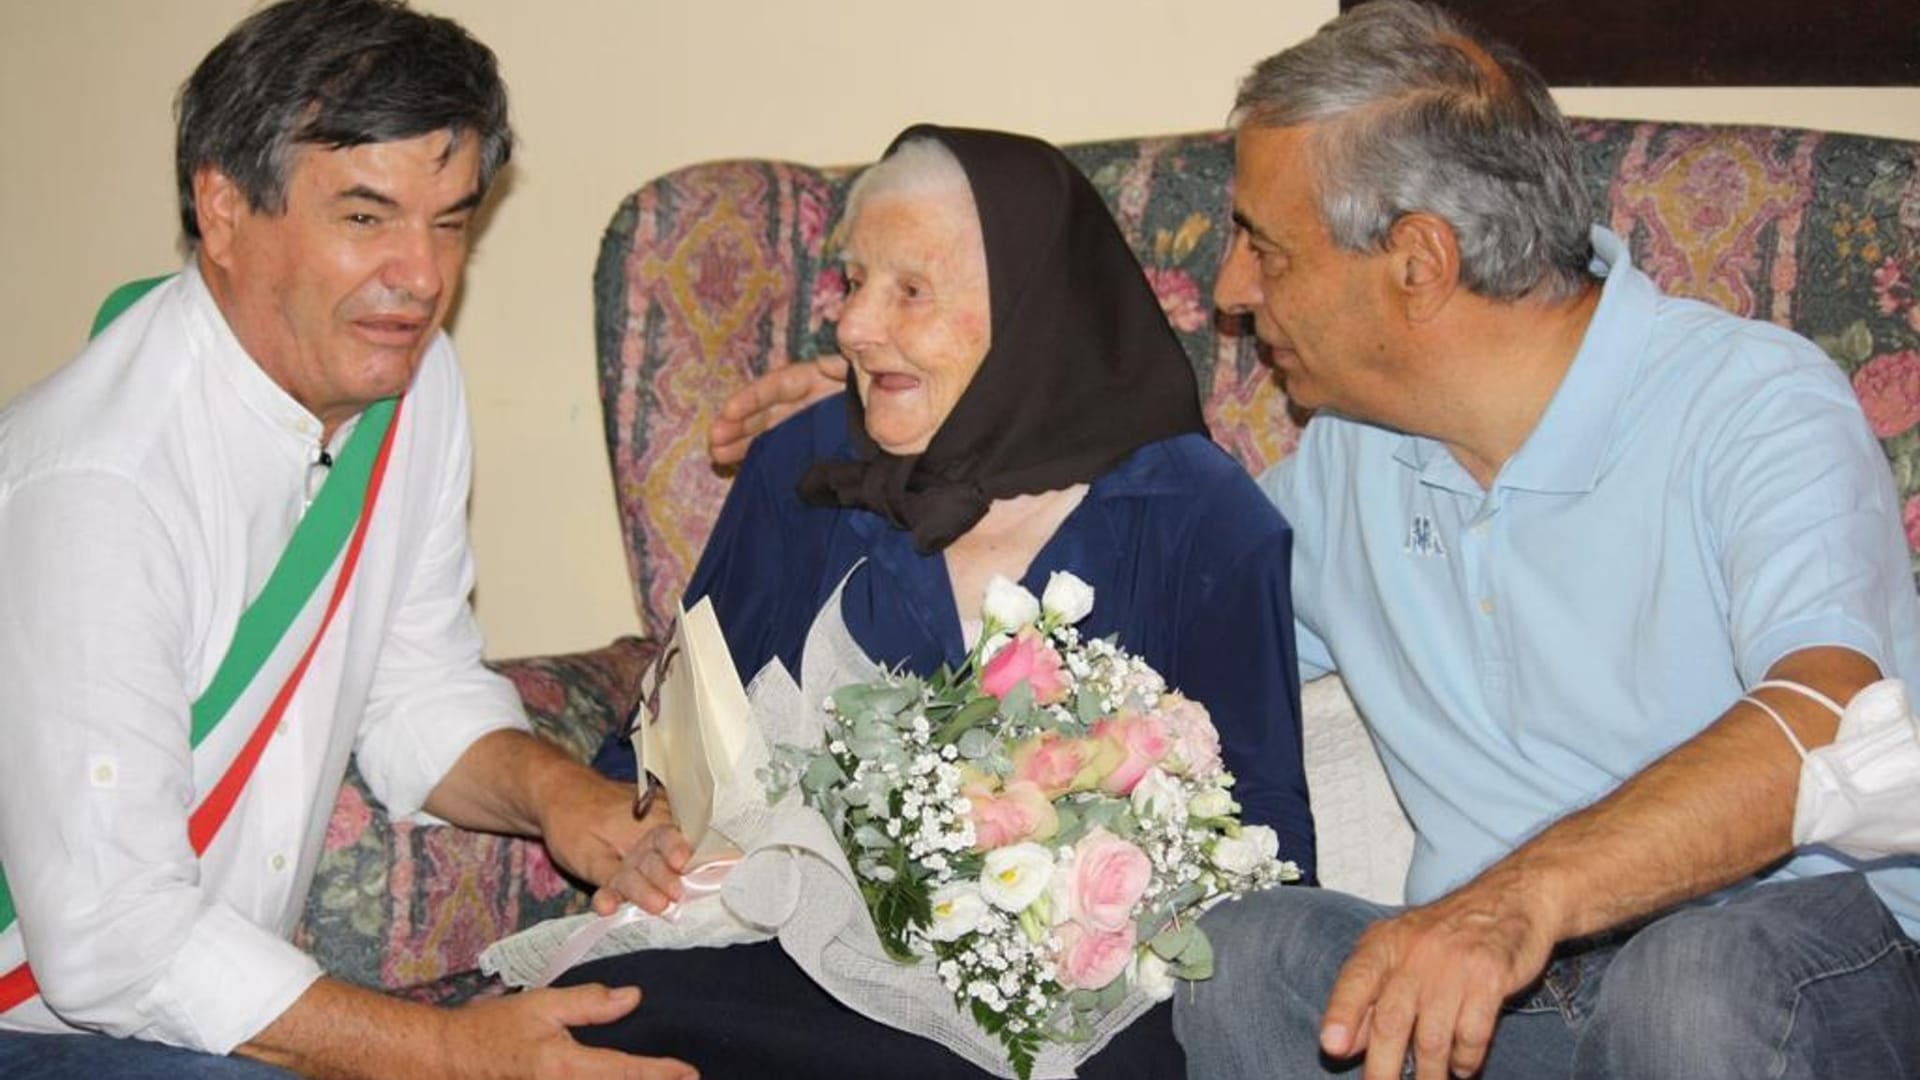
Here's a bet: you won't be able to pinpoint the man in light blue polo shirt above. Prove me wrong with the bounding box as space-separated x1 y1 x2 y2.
1175 3 1920 1079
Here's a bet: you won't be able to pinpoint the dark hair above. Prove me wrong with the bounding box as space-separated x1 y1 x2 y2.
175 0 512 242
1234 0 1593 301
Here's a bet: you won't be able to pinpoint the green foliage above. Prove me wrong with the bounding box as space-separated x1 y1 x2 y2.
972 997 1043 1080
864 846 931 963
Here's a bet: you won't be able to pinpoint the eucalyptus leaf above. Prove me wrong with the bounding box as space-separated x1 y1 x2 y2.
1149 922 1197 960
1178 928 1215 969
802 755 847 793
1171 931 1216 981
1075 691 1107 724
957 728 998 759
1000 681 1036 722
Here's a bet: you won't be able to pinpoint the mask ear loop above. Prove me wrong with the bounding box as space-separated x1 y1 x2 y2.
1740 679 1847 760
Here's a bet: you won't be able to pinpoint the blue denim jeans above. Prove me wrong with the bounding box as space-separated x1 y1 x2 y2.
1174 872 1920 1079
0 1030 298 1078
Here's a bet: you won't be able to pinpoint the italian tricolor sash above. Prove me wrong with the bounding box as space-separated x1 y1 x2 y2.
0 395 405 1014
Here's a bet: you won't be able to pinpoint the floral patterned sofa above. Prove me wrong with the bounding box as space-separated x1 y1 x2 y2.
298 119 1920 998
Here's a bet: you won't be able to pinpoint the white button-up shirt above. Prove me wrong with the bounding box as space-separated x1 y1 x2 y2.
0 264 528 1051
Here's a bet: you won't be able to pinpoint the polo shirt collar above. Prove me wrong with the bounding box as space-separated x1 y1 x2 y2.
1394 226 1655 496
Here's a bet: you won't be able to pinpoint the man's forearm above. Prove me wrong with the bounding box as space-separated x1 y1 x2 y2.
1473 645 1878 942
422 728 595 837
237 976 444 1080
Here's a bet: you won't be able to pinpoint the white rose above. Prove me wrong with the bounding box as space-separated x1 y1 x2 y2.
1187 787 1236 820
1212 824 1280 876
1132 948 1177 1002
1130 767 1185 821
979 842 1054 912
982 575 1041 630
1041 571 1096 624
927 882 988 942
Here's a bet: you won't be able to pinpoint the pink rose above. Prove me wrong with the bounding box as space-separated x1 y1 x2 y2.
1853 350 1920 438
1089 712 1172 795
1061 828 1152 933
968 780 1059 851
1011 733 1113 797
1158 694 1223 780
1905 495 1920 554
980 628 1068 705
1052 920 1138 991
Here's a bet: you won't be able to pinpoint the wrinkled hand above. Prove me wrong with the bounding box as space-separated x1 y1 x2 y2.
708 355 847 466
441 983 697 1079
536 774 688 916
1321 872 1560 1080
586 789 692 916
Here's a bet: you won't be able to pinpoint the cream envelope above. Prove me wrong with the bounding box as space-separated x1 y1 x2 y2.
631 597 752 863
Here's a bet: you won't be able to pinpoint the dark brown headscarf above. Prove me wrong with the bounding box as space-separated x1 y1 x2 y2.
799 124 1206 553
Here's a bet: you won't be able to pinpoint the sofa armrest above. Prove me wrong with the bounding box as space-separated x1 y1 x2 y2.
294 636 658 996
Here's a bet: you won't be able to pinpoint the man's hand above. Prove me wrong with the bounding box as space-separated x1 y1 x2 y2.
242 976 697 1080
1317 646 1879 1080
707 355 847 466
525 768 691 917
423 732 693 915
438 983 696 1080
1321 867 1561 1080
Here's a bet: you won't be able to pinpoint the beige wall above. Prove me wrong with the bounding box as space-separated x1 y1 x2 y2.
4 1 1917 658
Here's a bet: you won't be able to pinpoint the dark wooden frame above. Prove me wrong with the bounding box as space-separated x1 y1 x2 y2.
1342 0 1920 86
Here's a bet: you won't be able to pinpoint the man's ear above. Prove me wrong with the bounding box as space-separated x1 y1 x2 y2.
1386 212 1459 322
192 167 244 267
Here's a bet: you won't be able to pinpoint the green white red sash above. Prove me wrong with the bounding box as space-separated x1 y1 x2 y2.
0 395 404 1014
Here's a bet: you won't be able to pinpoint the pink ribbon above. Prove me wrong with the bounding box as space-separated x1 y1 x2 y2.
531 857 740 988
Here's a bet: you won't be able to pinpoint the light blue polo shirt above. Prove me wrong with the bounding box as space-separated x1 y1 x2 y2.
1263 227 1920 936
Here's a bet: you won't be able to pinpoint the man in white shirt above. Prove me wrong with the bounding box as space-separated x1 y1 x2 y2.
0 2 694 1077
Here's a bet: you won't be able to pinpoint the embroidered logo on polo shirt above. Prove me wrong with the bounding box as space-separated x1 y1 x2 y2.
1404 514 1447 558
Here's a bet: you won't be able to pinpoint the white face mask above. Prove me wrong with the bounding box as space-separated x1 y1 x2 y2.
1791 679 1920 861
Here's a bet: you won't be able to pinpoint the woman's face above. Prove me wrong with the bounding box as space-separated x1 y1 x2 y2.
837 189 992 455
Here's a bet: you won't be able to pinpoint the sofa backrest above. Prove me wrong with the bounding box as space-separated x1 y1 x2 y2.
594 123 1920 636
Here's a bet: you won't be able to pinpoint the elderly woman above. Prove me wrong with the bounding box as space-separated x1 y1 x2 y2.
580 125 1310 1078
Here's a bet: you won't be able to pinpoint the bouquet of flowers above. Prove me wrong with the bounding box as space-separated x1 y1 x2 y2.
768 571 1298 1078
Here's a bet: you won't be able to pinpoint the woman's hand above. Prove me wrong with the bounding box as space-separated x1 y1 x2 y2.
708 356 847 466
590 792 693 916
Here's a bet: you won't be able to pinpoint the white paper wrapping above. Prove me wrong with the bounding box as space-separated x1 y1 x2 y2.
482 571 1153 1077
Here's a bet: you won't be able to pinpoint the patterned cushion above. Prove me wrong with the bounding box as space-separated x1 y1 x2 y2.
595 123 1920 632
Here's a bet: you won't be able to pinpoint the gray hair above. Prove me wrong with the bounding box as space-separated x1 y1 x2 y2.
1233 0 1593 300
844 137 977 227
175 0 512 244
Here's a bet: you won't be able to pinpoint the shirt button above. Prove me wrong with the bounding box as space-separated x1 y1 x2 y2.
270 853 288 872
1478 597 1495 616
